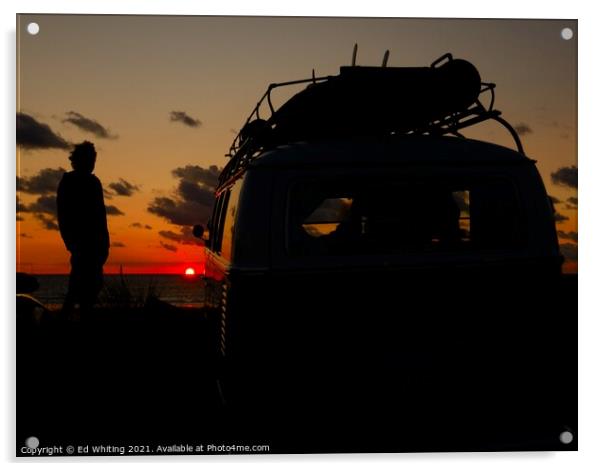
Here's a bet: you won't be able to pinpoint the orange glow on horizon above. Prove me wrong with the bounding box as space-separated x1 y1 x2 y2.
14 263 204 276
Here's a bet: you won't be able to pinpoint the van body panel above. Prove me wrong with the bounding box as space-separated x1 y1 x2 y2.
203 136 567 430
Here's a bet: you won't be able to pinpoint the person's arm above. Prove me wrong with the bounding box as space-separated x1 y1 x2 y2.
96 177 110 261
56 175 76 252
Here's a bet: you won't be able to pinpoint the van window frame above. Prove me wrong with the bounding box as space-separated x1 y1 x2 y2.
208 193 222 251
219 178 244 262
281 168 527 264
211 190 230 255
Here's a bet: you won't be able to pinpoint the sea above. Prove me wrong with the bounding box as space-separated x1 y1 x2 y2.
32 274 206 310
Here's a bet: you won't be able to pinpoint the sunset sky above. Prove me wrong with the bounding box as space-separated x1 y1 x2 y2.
16 15 577 274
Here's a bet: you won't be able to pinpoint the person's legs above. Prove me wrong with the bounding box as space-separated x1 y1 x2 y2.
78 257 104 317
62 254 82 319
62 253 104 320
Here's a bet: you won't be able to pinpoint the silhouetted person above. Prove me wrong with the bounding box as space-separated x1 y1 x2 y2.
57 141 109 316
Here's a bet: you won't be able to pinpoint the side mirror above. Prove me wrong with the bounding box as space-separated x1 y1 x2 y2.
192 224 204 239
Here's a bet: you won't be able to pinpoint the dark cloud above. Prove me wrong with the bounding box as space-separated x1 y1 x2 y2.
18 195 59 230
158 230 182 243
130 222 152 230
16 177 62 230
108 178 140 197
554 212 569 222
158 227 202 246
177 180 215 207
63 111 117 139
548 195 561 204
514 123 533 136
147 165 221 227
148 197 212 226
106 205 125 216
169 111 202 128
565 196 578 210
20 233 32 238
16 170 79 227
559 243 577 262
16 196 28 213
17 191 117 231
34 213 59 231
551 166 578 189
558 231 578 242
159 241 178 252
17 167 66 194
17 113 71 150
27 195 57 215
111 241 126 248
172 165 220 187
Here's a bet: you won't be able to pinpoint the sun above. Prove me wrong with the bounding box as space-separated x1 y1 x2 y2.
184 267 195 276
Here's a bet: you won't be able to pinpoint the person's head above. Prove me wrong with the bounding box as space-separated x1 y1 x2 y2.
69 141 97 173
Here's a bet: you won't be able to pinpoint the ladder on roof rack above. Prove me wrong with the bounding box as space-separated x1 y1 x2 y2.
218 53 525 188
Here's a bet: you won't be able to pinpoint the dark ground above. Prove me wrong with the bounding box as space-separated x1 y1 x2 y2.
16 275 577 455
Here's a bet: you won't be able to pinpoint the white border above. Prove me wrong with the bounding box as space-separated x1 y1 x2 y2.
3 1 601 470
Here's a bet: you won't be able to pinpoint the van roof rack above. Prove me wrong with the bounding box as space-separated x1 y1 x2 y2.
218 52 525 188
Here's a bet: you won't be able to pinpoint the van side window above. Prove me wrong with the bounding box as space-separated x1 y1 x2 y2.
288 178 521 256
220 179 244 261
208 194 222 251
211 191 230 254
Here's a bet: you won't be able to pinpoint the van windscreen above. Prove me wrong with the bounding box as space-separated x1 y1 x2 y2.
287 177 522 256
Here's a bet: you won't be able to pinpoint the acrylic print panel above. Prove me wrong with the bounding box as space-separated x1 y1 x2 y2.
16 15 577 456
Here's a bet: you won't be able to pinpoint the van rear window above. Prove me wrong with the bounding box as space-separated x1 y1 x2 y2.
288 178 522 256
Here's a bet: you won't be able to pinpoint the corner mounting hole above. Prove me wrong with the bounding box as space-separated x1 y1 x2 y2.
27 22 40 35
561 27 573 40
559 430 574 444
25 436 39 448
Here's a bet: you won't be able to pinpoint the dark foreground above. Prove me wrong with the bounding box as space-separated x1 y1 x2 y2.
17 275 577 455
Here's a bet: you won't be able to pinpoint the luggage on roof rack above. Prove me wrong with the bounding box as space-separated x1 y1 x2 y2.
271 57 481 142
219 53 524 188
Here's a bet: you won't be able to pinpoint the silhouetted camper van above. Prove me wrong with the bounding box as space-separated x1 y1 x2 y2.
195 52 571 448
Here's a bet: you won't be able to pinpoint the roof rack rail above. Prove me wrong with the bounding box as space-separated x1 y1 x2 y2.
218 53 524 188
